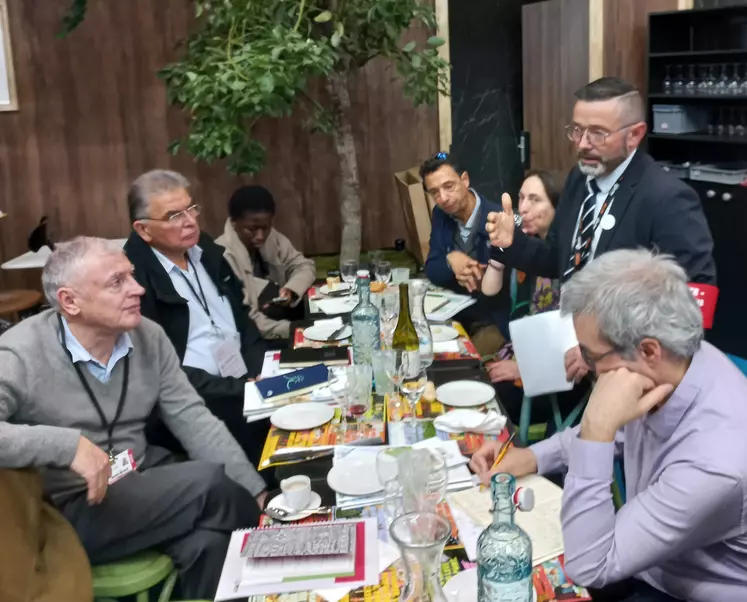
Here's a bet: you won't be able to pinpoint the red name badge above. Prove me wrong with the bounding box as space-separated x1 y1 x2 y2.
688 283 719 329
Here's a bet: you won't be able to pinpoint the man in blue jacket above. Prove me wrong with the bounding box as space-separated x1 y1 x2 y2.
421 152 510 348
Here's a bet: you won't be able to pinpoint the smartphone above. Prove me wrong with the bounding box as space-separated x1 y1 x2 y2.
270 297 287 304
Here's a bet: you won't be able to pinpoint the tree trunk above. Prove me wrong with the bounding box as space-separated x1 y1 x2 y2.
325 71 362 263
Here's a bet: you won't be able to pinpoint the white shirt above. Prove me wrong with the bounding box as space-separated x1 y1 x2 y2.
457 189 482 243
576 149 637 259
151 246 240 376
60 316 132 383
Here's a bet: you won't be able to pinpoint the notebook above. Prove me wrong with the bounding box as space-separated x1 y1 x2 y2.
279 346 351 368
254 364 330 403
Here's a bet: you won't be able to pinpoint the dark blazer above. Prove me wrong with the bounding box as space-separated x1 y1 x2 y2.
124 231 267 404
491 151 716 284
425 194 510 333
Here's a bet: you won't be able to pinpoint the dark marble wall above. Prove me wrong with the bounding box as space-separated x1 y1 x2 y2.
447 0 524 201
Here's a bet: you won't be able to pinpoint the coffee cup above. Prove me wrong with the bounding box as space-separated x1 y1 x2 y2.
280 475 312 511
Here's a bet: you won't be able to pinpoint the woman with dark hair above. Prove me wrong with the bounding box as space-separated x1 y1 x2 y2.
482 170 563 423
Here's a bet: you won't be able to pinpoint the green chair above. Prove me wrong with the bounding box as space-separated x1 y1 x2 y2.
518 391 590 447
92 550 178 602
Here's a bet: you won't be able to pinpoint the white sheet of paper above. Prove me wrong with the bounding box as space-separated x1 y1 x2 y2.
213 338 248 378
432 339 460 354
508 310 578 397
448 475 565 566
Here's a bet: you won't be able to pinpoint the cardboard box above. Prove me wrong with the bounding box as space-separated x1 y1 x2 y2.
394 167 432 265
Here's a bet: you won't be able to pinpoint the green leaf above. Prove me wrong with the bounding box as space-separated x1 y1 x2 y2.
259 74 275 93
331 31 341 48
427 36 445 48
271 46 283 61
336 22 345 38
315 10 332 23
167 139 181 155
403 41 416 53
186 71 197 82
411 54 422 68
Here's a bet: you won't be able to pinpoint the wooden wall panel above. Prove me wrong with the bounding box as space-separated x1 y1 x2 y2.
0 0 438 290
602 0 682 93
522 0 590 174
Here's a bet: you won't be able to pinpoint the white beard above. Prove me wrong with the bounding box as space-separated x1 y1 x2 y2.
578 161 607 178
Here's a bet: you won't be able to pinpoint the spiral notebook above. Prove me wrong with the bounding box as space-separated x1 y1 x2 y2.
214 518 380 600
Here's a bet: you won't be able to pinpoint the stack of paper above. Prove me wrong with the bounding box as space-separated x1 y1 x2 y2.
425 292 477 321
215 519 380 600
448 474 565 566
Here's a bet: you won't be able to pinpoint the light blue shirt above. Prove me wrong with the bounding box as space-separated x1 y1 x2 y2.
456 189 482 243
60 317 132 383
151 245 240 376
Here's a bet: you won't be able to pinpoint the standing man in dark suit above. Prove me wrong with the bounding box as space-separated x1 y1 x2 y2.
422 152 511 352
124 170 269 467
486 77 716 382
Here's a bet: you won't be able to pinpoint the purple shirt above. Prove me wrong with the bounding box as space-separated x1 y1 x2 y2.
531 342 747 601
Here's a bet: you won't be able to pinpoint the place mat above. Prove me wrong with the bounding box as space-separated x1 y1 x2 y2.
259 400 386 469
434 322 480 361
293 326 351 349
384 395 508 454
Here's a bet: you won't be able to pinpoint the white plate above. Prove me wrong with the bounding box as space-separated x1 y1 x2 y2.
303 325 352 342
270 403 335 431
436 381 495 407
327 455 383 496
444 568 537 602
320 283 352 296
266 491 322 522
431 325 459 342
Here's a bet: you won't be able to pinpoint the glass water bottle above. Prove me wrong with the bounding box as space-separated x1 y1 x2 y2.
476 474 533 602
351 271 381 365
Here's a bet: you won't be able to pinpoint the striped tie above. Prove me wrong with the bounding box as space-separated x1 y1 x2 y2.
563 178 600 281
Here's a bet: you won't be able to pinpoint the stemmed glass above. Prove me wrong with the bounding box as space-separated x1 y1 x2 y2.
397 363 427 425
717 63 729 95
673 65 685 95
340 259 358 294
375 260 392 285
329 365 352 438
707 64 717 95
740 65 747 96
697 65 709 96
728 63 741 96
685 64 697 96
347 364 373 438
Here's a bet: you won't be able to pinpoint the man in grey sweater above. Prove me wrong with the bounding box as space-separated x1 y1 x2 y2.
0 237 268 599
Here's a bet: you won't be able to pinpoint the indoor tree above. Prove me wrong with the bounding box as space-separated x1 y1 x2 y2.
62 0 449 261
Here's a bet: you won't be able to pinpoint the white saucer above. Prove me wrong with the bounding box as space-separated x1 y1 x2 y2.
270 402 335 431
320 283 352 296
443 568 537 602
327 454 383 496
436 381 495 407
431 325 459 342
267 491 322 521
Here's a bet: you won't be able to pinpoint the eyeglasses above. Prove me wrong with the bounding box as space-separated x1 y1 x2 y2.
565 122 638 146
579 345 619 371
143 204 201 225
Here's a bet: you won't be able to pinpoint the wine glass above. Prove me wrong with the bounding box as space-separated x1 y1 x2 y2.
707 64 717 96
740 65 747 96
736 109 746 137
329 365 352 438
728 63 741 96
717 63 729 95
662 65 673 95
397 363 427 425
697 65 709 96
375 260 392 285
340 259 358 293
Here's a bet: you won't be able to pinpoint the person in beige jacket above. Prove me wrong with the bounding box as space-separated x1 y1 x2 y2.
216 185 316 340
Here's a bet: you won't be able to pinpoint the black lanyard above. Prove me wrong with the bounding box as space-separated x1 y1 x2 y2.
58 314 129 459
574 176 623 252
178 256 217 329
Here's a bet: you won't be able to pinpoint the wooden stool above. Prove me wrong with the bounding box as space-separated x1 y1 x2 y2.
0 290 43 323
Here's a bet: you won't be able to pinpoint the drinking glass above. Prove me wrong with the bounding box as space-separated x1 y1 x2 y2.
340 259 359 291
372 349 395 396
347 364 373 438
673 65 685 95
728 108 737 137
375 260 392 285
329 365 352 437
728 63 741 96
740 65 747 96
697 65 709 96
707 64 717 95
662 65 673 95
737 109 747 137
717 107 726 136
717 63 729 95
397 363 427 424
685 64 697 96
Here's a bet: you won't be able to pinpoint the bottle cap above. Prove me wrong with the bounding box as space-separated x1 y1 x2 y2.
513 487 534 512
356 270 370 278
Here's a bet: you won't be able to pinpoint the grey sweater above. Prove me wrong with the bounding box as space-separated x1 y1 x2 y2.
0 310 266 500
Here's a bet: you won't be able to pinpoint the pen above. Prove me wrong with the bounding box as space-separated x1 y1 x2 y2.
480 431 516 491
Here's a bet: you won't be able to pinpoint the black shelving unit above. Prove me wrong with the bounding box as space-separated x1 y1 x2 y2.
647 5 747 361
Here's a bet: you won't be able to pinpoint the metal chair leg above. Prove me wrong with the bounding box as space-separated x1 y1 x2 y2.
519 394 532 446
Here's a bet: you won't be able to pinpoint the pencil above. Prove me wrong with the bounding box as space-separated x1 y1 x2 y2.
480 431 516 491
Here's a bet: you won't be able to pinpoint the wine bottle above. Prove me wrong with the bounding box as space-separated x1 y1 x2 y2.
391 283 420 371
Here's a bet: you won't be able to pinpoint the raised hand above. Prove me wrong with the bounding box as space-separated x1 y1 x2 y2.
486 193 517 249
